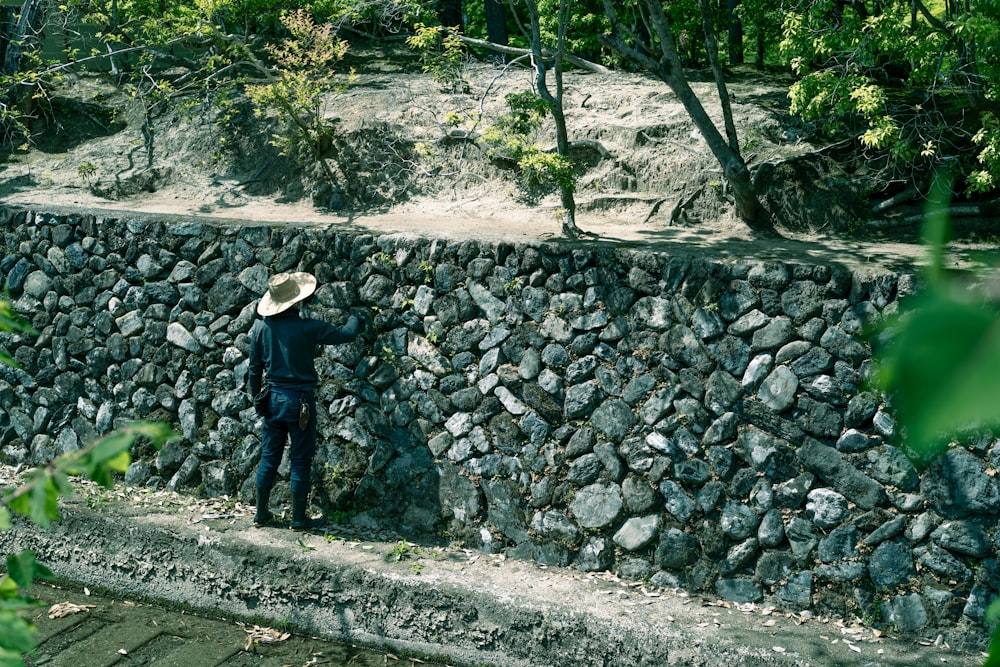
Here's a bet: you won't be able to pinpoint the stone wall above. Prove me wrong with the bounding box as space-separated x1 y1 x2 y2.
1 207 997 640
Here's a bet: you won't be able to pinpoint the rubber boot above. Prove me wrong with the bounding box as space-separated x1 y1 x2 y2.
290 493 325 531
253 486 275 527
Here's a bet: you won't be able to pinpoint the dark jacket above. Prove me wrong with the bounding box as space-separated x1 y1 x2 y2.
248 309 360 396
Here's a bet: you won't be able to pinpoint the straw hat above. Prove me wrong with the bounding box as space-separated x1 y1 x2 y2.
256 272 317 316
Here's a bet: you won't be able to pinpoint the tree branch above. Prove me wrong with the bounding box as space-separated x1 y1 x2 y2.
455 35 611 74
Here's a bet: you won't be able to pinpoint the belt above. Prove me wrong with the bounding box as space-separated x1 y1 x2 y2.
270 386 315 399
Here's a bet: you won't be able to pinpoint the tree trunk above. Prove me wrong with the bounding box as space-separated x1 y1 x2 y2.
601 0 776 236
484 0 508 49
727 0 743 65
438 0 464 30
523 0 582 239
3 0 47 75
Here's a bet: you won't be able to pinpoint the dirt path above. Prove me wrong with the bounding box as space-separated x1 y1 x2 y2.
1 476 986 667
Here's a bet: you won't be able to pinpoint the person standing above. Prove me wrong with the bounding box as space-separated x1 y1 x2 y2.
248 271 360 531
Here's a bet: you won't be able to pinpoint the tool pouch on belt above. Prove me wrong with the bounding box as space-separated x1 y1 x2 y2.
298 401 310 430
253 381 270 418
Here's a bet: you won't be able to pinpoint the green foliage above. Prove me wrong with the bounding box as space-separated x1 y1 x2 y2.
480 91 576 194
76 161 97 185
309 0 432 37
535 0 607 61
245 9 351 179
987 600 1000 667
406 23 468 91
971 113 1000 194
780 1 1000 197
872 179 1000 460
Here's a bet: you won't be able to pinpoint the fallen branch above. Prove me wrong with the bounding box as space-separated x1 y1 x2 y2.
456 35 612 75
871 187 919 214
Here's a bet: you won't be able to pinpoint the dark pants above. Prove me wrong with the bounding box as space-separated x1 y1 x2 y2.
256 387 317 497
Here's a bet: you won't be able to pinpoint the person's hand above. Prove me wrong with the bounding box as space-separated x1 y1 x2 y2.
349 307 371 332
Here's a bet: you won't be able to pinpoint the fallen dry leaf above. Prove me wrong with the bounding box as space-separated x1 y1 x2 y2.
48 602 96 619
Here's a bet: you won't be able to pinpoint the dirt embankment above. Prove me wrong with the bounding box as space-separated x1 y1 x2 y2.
2 46 997 272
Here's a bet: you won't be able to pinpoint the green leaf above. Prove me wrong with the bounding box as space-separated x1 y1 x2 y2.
6 551 40 590
0 645 28 667
0 576 17 600
986 626 1000 667
126 422 178 450
876 293 1000 456
85 431 135 468
0 610 37 654
0 506 9 531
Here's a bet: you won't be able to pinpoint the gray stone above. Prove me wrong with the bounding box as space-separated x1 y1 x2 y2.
806 488 849 529
691 308 724 339
574 537 613 572
622 475 658 514
591 399 635 442
756 551 794 586
704 370 741 415
814 562 867 582
915 544 973 582
863 515 906 547
659 480 696 524
789 347 834 378
881 594 928 633
720 538 758 575
632 296 673 329
639 386 681 425
614 514 660 551
748 262 791 290
820 326 866 365
818 525 859 562
720 501 757 540
758 508 785 548
781 280 823 323
568 453 603 486
729 309 770 336
758 365 798 412
166 322 200 352
715 578 763 603
931 520 992 557
483 479 530 544
656 528 700 570
845 391 879 427
530 510 582 546
774 571 813 609
167 454 199 491
866 446 919 491
869 540 917 590
718 281 759 321
785 517 818 564
710 336 751 376
741 353 773 391
797 440 886 510
115 310 144 337
569 483 623 529
837 429 877 453
564 382 600 420
752 316 796 351
22 270 54 299
921 448 1000 518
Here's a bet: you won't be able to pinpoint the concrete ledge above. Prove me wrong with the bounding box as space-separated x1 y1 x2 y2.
0 494 984 667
